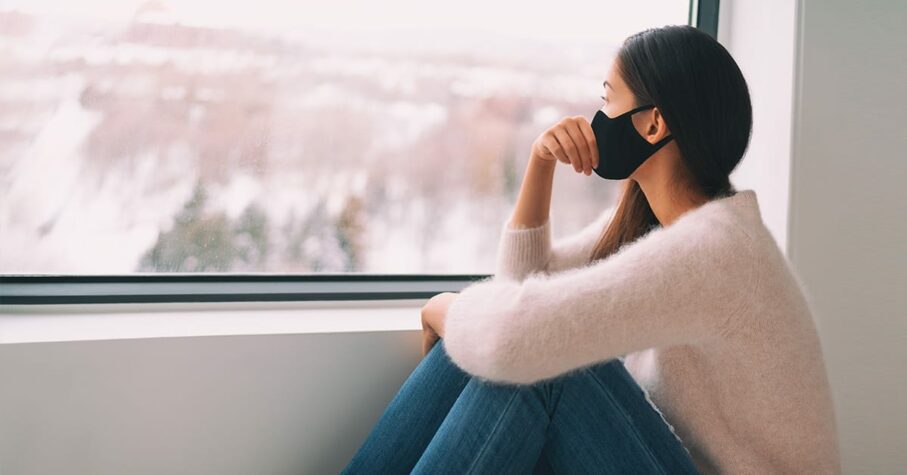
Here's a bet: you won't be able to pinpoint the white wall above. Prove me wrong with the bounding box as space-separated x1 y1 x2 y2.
0 302 427 475
787 0 907 473
720 0 798 252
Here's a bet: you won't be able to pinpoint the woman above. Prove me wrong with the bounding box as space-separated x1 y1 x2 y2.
343 25 840 474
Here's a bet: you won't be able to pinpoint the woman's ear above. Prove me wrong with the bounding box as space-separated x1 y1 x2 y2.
632 107 671 144
647 107 671 143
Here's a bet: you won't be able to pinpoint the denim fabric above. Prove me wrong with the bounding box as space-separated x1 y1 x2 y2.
342 338 699 474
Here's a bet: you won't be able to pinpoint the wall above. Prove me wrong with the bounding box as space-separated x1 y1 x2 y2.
720 0 798 252
0 303 426 475
787 0 907 473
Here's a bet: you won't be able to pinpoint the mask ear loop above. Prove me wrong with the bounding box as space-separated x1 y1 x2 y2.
650 134 675 151
626 104 658 115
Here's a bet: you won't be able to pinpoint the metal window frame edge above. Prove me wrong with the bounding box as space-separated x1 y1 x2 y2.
0 274 492 305
690 0 720 38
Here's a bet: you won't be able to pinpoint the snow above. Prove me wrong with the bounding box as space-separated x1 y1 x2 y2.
0 2 671 273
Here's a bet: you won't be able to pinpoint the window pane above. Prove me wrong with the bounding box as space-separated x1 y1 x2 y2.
0 1 688 274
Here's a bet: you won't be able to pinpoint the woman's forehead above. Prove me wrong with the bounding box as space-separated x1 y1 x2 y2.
604 59 625 90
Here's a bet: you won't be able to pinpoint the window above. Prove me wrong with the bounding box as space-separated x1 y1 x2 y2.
0 0 697 279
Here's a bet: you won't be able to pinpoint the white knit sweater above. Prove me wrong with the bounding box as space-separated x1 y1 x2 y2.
443 189 841 474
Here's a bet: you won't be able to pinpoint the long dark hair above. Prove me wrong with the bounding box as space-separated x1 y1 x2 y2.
590 25 753 262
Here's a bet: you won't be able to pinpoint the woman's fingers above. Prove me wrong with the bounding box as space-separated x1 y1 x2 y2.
573 115 599 169
552 126 583 173
534 116 598 174
422 329 439 357
542 134 570 164
565 118 593 175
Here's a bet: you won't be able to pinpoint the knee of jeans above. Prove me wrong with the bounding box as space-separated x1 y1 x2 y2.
583 358 633 386
430 337 449 359
431 338 472 377
542 367 595 413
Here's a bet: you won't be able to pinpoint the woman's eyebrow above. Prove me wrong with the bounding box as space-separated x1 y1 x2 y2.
603 80 614 91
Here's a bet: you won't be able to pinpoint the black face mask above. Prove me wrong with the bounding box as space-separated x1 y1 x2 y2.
590 104 674 180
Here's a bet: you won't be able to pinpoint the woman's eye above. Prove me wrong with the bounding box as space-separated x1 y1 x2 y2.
600 95 609 103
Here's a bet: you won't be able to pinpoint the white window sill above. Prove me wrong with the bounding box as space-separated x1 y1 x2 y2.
0 300 424 345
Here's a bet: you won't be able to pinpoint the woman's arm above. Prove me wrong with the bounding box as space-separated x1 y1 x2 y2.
493 155 555 281
496 116 600 281
509 154 557 230
495 205 615 281
445 213 757 386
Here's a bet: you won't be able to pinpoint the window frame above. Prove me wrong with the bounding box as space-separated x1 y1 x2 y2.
0 274 481 305
689 0 720 38
0 0 718 305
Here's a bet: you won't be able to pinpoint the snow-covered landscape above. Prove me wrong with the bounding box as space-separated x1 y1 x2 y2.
0 1 685 274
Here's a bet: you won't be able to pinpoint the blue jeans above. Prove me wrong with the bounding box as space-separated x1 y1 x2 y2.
342 338 699 474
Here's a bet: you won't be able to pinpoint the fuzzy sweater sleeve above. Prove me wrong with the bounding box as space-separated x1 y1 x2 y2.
444 212 757 385
494 206 615 282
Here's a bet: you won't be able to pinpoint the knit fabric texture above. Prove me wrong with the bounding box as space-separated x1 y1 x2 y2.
443 189 841 474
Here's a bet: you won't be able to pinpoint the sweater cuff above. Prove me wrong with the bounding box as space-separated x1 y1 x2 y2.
494 217 552 282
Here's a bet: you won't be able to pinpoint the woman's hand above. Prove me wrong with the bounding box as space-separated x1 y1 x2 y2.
420 292 458 356
530 116 600 176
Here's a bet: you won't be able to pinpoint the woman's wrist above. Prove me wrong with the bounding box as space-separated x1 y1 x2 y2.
506 154 555 230
529 153 557 172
